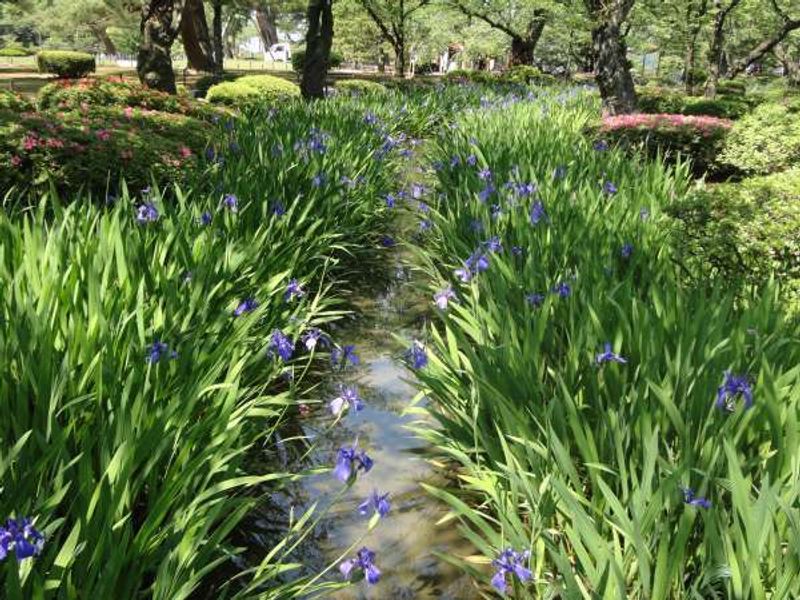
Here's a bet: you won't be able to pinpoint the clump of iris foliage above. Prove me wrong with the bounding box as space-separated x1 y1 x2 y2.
0 93 423 598
407 91 800 597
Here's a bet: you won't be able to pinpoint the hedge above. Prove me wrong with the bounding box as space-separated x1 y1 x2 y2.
667 167 800 310
36 50 96 78
0 46 34 57
719 101 800 175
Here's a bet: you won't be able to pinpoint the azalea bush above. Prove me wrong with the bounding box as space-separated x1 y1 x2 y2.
0 104 211 198
406 94 800 598
37 77 222 121
596 113 732 176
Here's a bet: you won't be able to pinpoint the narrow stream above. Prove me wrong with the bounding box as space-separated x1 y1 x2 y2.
301 258 478 599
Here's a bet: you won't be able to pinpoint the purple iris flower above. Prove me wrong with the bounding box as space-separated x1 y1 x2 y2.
146 340 177 363
450 155 461 168
681 487 712 509
0 517 44 562
284 279 305 301
332 345 359 368
405 341 428 369
271 201 286 217
491 204 502 220
621 243 634 258
411 183 426 199
478 184 496 202
478 168 492 180
469 219 484 233
594 140 609 151
490 548 532 595
716 371 753 412
233 297 258 317
419 219 432 232
483 236 502 253
603 181 618 195
530 200 547 225
466 154 477 166
267 329 294 362
364 111 378 125
359 490 390 518
301 328 328 351
333 444 374 482
385 194 396 208
312 172 327 187
515 182 537 197
595 342 627 365
418 201 430 214
511 246 524 257
526 293 545 308
552 282 571 298
330 385 364 416
222 194 238 212
340 547 381 584
380 235 396 247
199 211 213 226
136 203 159 224
434 286 456 310
204 147 216 161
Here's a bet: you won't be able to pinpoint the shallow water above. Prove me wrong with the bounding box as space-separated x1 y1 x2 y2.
300 261 478 599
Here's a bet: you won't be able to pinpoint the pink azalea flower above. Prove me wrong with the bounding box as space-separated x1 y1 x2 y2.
10 155 22 167
179 146 192 158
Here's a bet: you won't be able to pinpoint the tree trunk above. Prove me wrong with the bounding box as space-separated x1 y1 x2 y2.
683 0 707 94
212 0 224 74
394 42 406 77
137 0 184 93
301 0 334 99
181 0 215 71
91 24 117 55
587 0 637 115
705 0 741 98
509 9 546 66
254 4 279 51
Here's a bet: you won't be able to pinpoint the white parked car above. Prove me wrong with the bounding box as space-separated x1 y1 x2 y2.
267 44 291 62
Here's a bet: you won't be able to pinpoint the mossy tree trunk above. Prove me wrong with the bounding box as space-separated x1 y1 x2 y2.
212 0 224 74
137 0 185 94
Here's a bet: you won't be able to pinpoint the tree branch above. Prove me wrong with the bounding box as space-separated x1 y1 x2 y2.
729 15 800 77
448 0 521 39
356 0 399 46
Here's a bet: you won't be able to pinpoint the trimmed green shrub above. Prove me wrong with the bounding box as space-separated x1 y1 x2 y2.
502 65 558 86
194 72 237 98
205 81 261 106
681 95 751 119
36 50 96 78
0 89 33 112
290 48 343 73
207 75 299 107
597 113 732 176
716 79 747 95
0 104 211 196
37 77 222 121
443 69 496 84
0 46 34 57
335 78 387 95
719 102 800 175
636 87 751 119
667 168 800 307
234 74 300 98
